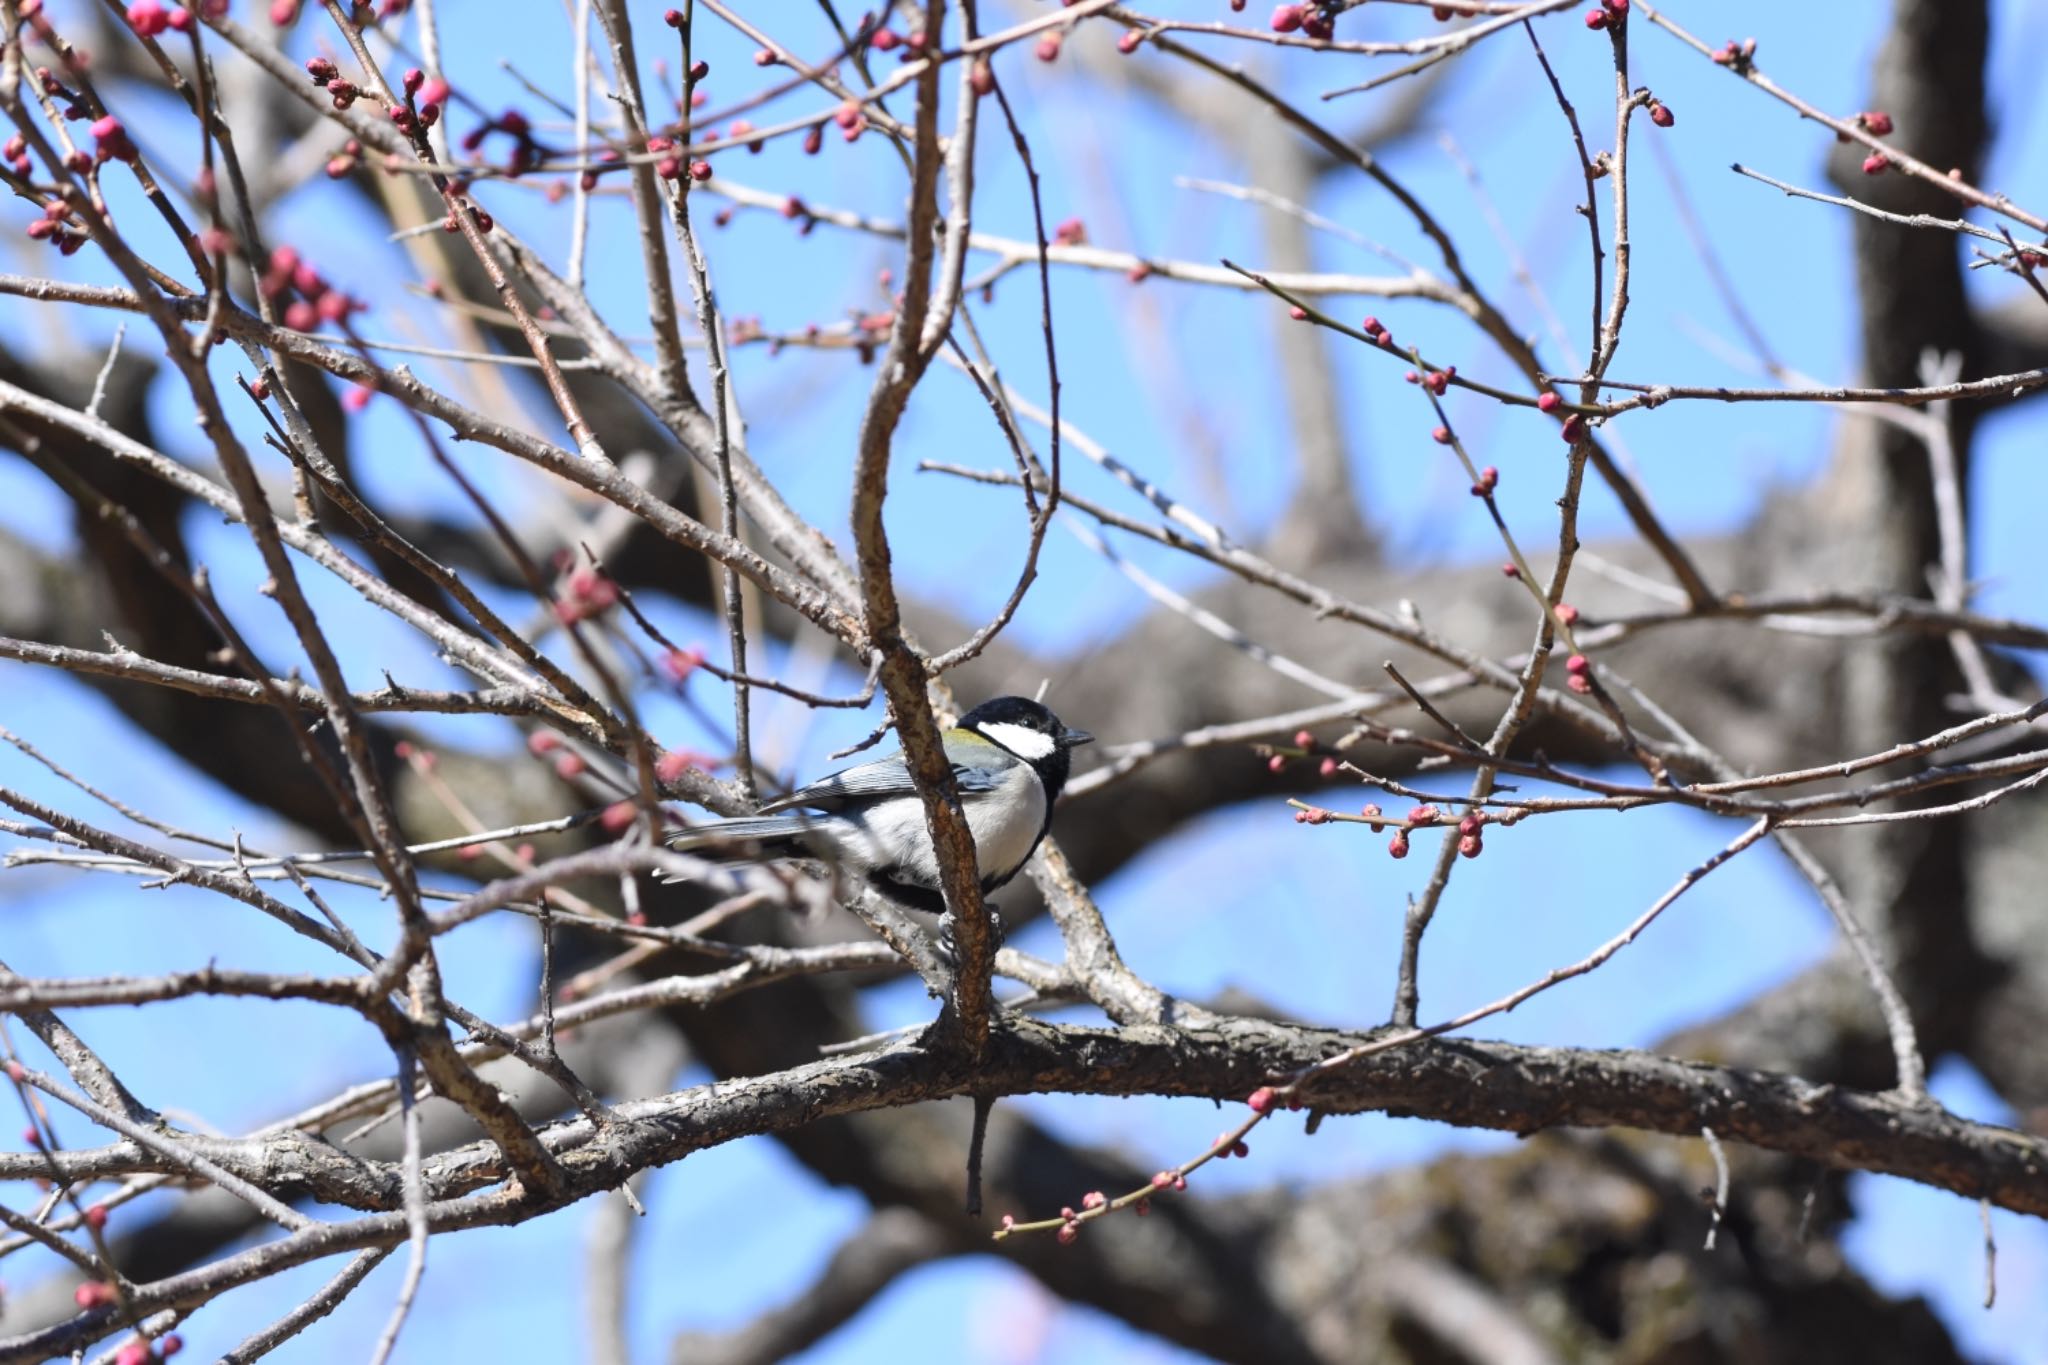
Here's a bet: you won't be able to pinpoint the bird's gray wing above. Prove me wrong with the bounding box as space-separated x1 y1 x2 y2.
757 747 1010 814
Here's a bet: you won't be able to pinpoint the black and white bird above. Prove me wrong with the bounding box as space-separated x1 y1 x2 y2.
665 696 1093 913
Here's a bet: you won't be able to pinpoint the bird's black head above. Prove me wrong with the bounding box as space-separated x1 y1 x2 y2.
960 696 1093 796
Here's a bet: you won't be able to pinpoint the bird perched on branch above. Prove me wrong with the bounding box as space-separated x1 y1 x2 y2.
665 696 1093 914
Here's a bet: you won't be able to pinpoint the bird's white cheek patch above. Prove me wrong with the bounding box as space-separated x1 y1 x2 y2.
978 722 1055 760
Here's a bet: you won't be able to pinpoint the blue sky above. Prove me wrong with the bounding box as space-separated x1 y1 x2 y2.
4 1 2048 1360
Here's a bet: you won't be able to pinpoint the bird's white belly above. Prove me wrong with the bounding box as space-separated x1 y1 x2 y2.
826 765 1046 890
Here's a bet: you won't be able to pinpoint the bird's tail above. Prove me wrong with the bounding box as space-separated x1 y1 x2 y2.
665 814 820 861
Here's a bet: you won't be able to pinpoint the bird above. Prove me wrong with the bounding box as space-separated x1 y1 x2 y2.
664 696 1093 915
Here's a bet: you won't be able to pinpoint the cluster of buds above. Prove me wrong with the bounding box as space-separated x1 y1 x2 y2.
124 1 193 37
1564 651 1593 694
1361 315 1397 351
1 133 28 178
867 23 933 60
1387 804 1440 860
847 309 897 364
1456 809 1487 858
1851 110 1897 176
1411 365 1455 396
1584 0 1626 31
833 100 868 144
528 731 588 781
34 66 93 131
1559 648 1600 694
662 645 706 682
576 146 624 193
1470 465 1499 497
1268 728 1343 780
23 197 87 256
1270 4 1336 39
260 245 364 332
91 115 136 164
554 566 620 625
781 195 819 236
304 57 361 110
391 740 436 772
1710 36 1757 72
656 748 714 784
112 1334 183 1364
324 137 363 179
439 199 494 234
390 66 449 137
646 133 682 181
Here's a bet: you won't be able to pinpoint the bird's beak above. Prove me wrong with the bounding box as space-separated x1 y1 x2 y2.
1061 726 1094 747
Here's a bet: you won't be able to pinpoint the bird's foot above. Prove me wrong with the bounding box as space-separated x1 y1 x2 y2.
935 903 1006 970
